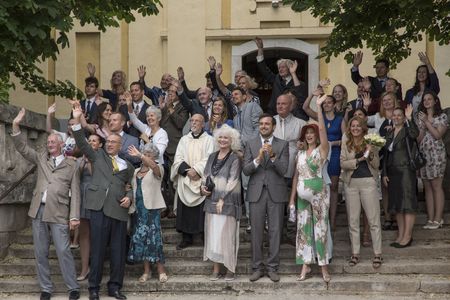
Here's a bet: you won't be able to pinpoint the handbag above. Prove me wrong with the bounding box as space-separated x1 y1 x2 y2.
404 133 426 171
205 175 215 192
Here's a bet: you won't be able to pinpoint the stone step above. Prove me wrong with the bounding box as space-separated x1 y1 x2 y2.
13 223 450 246
7 239 450 261
0 274 449 295
1 256 450 277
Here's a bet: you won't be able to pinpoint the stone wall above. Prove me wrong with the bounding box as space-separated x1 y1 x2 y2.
0 103 48 258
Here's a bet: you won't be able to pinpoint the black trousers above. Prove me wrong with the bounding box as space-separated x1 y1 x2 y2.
88 210 127 293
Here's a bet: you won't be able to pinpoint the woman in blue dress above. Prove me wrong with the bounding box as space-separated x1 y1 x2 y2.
303 87 343 231
127 143 168 283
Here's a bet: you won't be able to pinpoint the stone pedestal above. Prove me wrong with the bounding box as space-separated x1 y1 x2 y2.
0 104 47 259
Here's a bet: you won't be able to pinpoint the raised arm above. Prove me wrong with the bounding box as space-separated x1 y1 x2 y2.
255 37 276 84
71 107 97 162
350 51 364 85
213 63 231 96
124 91 150 135
316 95 330 159
289 60 301 87
11 108 40 163
418 52 440 94
87 63 103 97
46 103 56 134
302 88 322 121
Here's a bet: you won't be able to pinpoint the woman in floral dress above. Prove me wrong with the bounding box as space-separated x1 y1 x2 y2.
289 94 332 283
417 91 448 229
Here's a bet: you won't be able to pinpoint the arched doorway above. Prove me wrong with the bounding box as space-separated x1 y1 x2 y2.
232 39 319 111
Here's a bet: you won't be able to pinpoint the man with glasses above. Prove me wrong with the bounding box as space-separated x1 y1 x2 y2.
72 107 134 300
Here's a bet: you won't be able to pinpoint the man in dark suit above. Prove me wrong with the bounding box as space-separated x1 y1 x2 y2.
160 81 189 218
108 112 141 167
254 38 308 119
351 51 391 99
11 108 81 300
243 113 289 283
119 81 151 138
79 76 100 124
72 107 135 300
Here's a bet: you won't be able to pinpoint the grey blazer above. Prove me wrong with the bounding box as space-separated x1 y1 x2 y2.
73 128 135 222
243 136 289 203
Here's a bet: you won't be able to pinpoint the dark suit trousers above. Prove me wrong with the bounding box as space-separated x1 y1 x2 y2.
250 186 284 272
88 210 127 293
162 153 175 209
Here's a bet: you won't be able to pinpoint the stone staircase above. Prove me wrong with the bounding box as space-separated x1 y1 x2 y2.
1 205 450 297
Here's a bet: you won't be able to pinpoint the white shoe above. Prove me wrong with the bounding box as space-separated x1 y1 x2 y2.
423 220 433 229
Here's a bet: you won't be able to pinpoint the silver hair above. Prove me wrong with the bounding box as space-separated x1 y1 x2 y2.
145 105 162 121
213 124 241 152
49 133 64 143
141 142 160 160
276 58 294 69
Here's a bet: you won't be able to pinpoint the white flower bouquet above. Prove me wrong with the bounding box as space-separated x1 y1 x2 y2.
364 133 386 148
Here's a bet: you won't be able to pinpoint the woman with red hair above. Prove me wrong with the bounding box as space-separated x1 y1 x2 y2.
289 94 332 283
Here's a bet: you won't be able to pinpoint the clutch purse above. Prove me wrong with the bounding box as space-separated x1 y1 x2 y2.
205 175 215 192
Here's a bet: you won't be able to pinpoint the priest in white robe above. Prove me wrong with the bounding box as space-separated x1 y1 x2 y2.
171 113 214 250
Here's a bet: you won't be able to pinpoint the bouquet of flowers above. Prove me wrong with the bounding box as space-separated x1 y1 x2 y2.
364 133 386 148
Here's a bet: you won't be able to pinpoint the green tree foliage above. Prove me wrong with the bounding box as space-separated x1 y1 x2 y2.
284 0 450 73
0 0 162 103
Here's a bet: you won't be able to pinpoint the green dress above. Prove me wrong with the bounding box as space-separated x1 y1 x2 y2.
295 147 332 266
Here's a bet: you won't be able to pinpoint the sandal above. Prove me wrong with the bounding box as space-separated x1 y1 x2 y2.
296 266 311 281
138 273 150 283
348 255 359 267
372 256 383 269
159 273 168 283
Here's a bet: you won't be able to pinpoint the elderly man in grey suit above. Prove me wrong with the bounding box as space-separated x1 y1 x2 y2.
243 113 289 282
72 107 134 300
11 108 81 300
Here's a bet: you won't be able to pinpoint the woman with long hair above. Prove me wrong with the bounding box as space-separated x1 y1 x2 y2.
332 84 348 117
405 52 440 114
417 91 448 229
340 117 383 268
290 94 332 282
205 97 234 135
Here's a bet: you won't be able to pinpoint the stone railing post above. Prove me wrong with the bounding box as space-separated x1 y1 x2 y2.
0 104 48 258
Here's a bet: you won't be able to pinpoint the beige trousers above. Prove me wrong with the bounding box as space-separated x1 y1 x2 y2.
344 177 382 255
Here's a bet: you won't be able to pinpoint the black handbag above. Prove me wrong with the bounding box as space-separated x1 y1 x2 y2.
205 175 215 192
405 134 426 171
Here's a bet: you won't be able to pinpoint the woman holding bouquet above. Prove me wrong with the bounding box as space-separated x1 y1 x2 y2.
290 94 332 282
340 117 383 268
382 106 419 248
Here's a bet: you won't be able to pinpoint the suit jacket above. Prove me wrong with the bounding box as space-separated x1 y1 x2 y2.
80 99 98 124
382 120 419 174
119 132 141 167
178 91 209 121
11 132 80 224
233 102 263 144
160 101 189 164
242 136 289 203
119 101 151 138
73 128 135 222
257 59 308 118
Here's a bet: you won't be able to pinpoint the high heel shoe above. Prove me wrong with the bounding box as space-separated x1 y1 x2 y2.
322 270 331 283
76 269 90 281
428 220 443 230
138 273 151 283
394 238 413 248
296 266 311 281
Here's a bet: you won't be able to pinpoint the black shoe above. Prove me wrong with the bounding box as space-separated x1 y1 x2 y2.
267 271 280 282
249 270 264 282
88 290 99 300
176 240 192 250
69 290 80 300
390 242 399 247
40 292 51 300
108 290 127 300
394 238 413 248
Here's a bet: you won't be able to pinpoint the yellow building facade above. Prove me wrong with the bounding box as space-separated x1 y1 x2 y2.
9 0 450 118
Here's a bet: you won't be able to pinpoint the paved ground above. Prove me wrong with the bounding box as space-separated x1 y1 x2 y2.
1 292 449 300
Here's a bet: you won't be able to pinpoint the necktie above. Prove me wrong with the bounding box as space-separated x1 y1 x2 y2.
53 157 57 168
134 104 140 115
110 156 119 173
86 101 91 115
263 139 270 162
280 119 285 140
